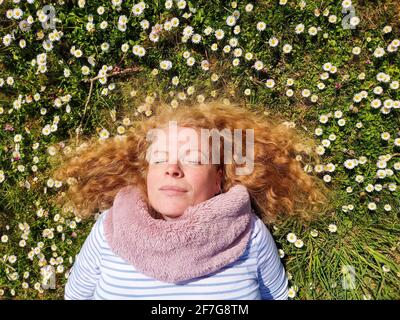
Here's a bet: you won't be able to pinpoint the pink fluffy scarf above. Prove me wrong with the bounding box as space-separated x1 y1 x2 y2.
103 184 254 283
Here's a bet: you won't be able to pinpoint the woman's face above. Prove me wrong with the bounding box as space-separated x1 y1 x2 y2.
146 126 222 220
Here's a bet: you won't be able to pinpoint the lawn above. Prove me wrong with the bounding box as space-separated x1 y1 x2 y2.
0 0 399 299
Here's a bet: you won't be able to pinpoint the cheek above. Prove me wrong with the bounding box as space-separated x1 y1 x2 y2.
186 168 217 189
146 166 160 189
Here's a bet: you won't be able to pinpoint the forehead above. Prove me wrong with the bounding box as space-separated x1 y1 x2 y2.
151 126 207 148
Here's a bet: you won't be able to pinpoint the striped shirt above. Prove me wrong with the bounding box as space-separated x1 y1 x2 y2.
64 209 289 300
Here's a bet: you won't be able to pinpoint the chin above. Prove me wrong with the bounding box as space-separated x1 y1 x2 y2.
158 207 186 219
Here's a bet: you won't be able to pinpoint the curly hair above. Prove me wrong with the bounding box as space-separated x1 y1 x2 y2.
49 100 337 225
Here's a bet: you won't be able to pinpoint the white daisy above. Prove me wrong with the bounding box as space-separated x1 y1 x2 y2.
328 224 337 233
367 202 377 210
286 232 297 243
257 22 266 31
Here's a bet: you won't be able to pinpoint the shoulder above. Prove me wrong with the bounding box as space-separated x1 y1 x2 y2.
85 209 110 246
250 214 276 253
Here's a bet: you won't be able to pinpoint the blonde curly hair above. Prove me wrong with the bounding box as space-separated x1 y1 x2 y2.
49 100 337 225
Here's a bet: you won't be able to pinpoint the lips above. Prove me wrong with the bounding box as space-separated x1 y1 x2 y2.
159 185 187 192
159 185 188 196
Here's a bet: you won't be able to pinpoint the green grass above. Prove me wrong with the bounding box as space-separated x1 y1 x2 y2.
0 0 399 299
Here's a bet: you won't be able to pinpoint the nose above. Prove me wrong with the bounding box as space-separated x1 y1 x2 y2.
165 163 184 178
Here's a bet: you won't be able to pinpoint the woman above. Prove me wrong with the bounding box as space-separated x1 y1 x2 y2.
51 100 334 299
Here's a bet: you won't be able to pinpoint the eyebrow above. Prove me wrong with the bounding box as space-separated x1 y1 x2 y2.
152 149 204 154
151 149 209 158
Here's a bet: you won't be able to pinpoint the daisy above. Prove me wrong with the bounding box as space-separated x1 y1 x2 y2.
245 52 253 60
355 175 366 185
196 95 205 103
232 58 240 66
12 8 23 19
149 33 159 42
245 4 254 12
137 46 146 57
342 0 352 9
294 239 304 248
177 0 186 9
288 287 297 298
99 128 110 140
187 57 195 66
370 99 381 109
319 114 329 124
200 60 210 71
191 34 202 43
229 38 238 47
203 26 213 35
323 62 332 71
140 19 150 29
384 204 392 211
301 89 311 97
182 26 194 37
74 49 83 58
159 60 172 70
376 169 386 179
165 0 173 9
211 73 219 82
383 99 393 108
352 46 361 55
43 40 53 51
269 37 279 47
329 15 337 23
266 79 275 88
320 72 329 80
257 22 266 31
308 27 318 36
390 81 399 89
328 224 337 233
171 18 179 28
344 159 357 169
226 15 236 27
315 128 323 136
121 43 129 53
373 47 385 58
381 132 390 141
325 163 336 172
233 48 242 57
286 232 297 243
101 42 109 51
367 202 377 210
81 66 90 75
295 24 304 34
286 89 294 97
214 29 225 40
132 4 144 16
310 229 318 237
388 183 397 192
376 72 388 82
283 44 292 53
253 60 264 71
350 16 360 27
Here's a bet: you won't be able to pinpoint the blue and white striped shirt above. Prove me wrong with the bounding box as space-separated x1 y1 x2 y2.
64 209 288 300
